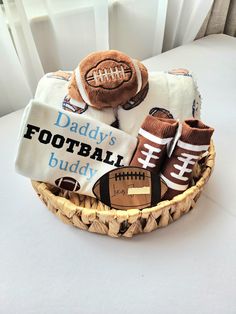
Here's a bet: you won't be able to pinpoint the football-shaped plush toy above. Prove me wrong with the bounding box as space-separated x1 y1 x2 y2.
93 166 161 210
55 176 80 192
68 50 148 109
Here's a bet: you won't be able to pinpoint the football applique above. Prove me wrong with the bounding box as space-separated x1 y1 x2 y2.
92 166 161 210
55 177 80 192
68 50 148 109
86 59 132 89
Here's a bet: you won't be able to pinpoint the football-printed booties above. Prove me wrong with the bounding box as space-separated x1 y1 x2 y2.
160 119 214 200
68 50 148 109
130 115 179 173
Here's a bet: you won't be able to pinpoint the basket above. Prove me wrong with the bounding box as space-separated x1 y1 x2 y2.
31 141 215 238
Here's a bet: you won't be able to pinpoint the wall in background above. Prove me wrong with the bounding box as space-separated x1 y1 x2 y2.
109 0 166 60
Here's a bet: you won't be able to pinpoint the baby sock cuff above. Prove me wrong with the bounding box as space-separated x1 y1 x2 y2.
141 115 178 139
181 119 214 146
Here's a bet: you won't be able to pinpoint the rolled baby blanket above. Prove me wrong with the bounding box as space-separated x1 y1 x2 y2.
117 70 201 136
15 101 137 197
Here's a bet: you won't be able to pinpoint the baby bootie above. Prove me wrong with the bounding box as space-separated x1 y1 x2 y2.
160 119 214 200
130 115 178 172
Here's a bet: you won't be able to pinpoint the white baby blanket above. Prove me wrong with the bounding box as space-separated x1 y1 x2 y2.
15 101 137 197
35 70 201 138
117 71 201 136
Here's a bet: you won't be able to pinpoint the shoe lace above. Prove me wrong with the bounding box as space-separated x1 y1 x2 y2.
171 153 199 181
137 143 161 168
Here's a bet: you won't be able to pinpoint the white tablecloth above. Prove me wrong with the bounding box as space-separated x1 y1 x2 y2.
1 34 236 314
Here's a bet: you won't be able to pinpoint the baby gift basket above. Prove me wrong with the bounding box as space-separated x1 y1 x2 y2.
31 141 215 238
15 50 216 238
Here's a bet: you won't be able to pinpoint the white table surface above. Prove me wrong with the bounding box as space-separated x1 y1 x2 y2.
1 34 236 314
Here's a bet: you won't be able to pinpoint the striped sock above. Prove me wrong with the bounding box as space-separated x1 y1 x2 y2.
130 115 178 172
161 119 214 200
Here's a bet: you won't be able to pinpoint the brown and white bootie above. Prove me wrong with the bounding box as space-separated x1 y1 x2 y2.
160 119 214 200
130 115 178 172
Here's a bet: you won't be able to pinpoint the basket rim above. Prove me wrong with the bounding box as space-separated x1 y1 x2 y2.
31 141 215 220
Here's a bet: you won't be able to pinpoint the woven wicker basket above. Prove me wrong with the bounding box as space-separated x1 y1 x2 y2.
31 141 215 238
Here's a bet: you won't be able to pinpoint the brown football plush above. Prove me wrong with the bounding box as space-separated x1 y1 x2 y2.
68 50 148 109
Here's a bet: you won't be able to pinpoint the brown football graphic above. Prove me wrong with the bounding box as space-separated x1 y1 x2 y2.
85 59 132 89
55 177 80 192
122 83 149 110
68 50 148 109
62 95 88 114
149 107 173 119
92 166 161 210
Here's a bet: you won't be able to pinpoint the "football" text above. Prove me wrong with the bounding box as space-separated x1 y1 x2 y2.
23 123 124 167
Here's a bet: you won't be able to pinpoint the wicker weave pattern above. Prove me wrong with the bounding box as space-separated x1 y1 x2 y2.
31 142 215 238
